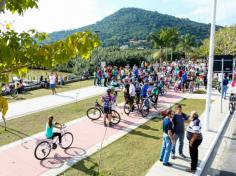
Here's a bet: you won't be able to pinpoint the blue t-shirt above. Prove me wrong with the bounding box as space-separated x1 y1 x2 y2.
182 73 187 82
172 113 188 134
141 84 149 97
223 79 229 86
163 118 173 134
134 69 139 77
45 123 55 139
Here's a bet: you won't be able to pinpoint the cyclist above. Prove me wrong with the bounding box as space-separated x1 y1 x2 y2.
101 89 112 127
141 79 149 106
45 115 62 145
129 79 136 112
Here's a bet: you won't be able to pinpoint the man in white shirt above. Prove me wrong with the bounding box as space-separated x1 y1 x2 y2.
129 80 136 112
49 72 56 95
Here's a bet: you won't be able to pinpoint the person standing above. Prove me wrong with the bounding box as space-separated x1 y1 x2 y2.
171 104 189 159
101 89 113 127
49 72 56 95
186 111 203 173
160 109 175 166
129 80 136 112
0 93 8 131
222 75 229 99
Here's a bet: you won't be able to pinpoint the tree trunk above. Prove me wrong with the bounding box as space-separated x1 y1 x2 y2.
0 0 6 12
165 47 168 61
171 48 173 61
185 48 187 59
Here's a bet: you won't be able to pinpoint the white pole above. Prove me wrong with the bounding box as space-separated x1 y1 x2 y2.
205 0 217 131
221 59 224 113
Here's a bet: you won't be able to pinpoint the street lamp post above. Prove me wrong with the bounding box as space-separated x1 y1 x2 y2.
205 0 217 131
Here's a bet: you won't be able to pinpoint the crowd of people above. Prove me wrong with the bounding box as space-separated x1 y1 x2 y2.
94 60 208 172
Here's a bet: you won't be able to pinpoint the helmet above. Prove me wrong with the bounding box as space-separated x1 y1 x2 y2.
107 88 111 94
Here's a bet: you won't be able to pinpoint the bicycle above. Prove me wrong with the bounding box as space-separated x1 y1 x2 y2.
34 124 73 160
229 94 236 115
87 100 121 125
140 96 157 117
1 86 18 98
124 96 140 115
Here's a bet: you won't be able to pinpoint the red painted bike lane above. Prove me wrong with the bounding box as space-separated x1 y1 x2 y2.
0 90 183 176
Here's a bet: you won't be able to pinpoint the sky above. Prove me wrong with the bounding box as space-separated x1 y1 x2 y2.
0 0 235 33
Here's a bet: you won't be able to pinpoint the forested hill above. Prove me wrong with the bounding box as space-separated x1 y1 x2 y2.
47 8 220 47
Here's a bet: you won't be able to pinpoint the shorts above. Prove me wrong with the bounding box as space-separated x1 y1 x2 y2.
104 107 112 114
50 84 56 89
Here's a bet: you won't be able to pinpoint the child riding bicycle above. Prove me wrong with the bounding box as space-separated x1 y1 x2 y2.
45 115 62 145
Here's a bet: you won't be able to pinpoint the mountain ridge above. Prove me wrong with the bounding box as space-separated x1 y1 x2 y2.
47 7 221 47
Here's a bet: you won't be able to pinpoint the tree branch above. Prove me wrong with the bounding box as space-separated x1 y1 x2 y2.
0 64 30 74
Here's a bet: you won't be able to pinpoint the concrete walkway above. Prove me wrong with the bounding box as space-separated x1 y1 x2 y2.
146 90 229 176
1 86 106 122
0 90 182 176
203 111 236 176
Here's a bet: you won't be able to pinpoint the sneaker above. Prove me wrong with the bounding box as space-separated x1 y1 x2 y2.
186 168 196 173
109 122 113 127
171 154 176 159
163 162 172 167
180 154 186 159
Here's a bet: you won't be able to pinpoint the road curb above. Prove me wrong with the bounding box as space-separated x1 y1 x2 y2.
195 111 231 176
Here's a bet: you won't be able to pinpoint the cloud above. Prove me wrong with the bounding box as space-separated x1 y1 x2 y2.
179 0 236 25
0 0 100 33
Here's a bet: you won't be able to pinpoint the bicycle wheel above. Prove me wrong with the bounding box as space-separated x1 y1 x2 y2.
87 107 101 120
141 105 149 117
34 141 51 160
11 90 18 98
229 103 234 115
124 102 131 115
111 110 121 125
61 132 74 149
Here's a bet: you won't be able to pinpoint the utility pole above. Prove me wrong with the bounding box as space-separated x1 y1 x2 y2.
205 0 217 131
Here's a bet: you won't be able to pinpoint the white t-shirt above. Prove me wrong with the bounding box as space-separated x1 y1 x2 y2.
129 83 136 97
49 75 56 84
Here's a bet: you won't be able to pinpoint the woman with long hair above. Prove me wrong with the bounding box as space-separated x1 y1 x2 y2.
45 115 62 144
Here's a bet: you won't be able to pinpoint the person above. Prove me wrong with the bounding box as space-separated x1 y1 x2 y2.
101 89 113 127
49 72 56 95
195 76 201 90
129 80 136 111
186 111 203 173
182 72 187 92
171 104 189 159
45 115 62 145
0 93 8 131
222 75 229 99
160 109 175 166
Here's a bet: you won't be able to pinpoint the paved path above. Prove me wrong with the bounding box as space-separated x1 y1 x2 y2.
147 90 229 176
1 86 106 122
0 90 182 176
203 113 236 176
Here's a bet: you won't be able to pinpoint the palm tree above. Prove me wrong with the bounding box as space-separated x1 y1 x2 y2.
179 34 195 59
150 31 164 64
159 28 171 61
168 28 179 61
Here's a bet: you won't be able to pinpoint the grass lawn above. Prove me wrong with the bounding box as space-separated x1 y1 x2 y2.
0 94 124 147
5 79 93 102
60 99 206 176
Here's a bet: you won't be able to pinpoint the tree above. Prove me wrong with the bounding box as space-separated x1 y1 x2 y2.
0 1 100 82
168 28 179 61
179 34 195 59
150 31 164 63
